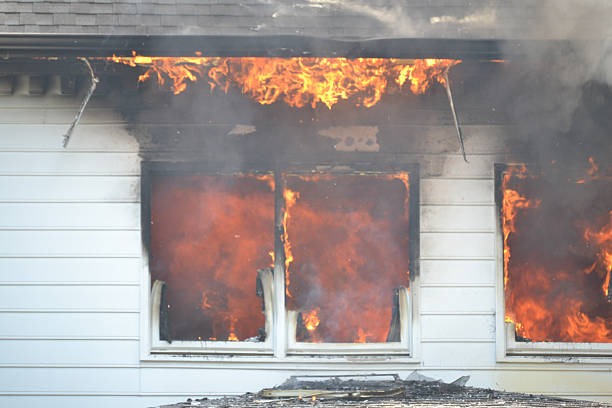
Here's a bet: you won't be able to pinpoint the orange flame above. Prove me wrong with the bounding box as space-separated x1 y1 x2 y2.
502 164 611 343
286 173 411 343
584 211 612 298
109 55 460 108
150 174 274 341
572 157 600 184
302 309 320 332
283 188 299 297
501 165 541 289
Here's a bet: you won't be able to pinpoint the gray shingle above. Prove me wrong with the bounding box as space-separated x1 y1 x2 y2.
96 13 117 25
140 14 162 25
75 14 96 25
32 3 69 13
0 13 21 25
20 12 52 25
210 4 250 16
58 24 99 33
53 13 76 25
112 3 137 14
0 0 557 39
0 2 34 13
91 3 113 14
0 24 25 32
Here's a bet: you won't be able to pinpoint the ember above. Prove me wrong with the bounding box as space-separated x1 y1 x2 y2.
284 173 411 343
109 55 460 108
501 163 612 343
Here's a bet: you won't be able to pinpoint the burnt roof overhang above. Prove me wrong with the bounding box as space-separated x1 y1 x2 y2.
0 34 560 60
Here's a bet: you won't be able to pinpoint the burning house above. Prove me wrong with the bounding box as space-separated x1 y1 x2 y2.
0 1 611 407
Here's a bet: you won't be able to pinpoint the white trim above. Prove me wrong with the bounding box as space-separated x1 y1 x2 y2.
285 287 412 355
505 323 612 357
494 169 612 362
148 270 274 355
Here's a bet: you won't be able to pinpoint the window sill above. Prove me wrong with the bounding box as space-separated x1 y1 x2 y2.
501 323 612 362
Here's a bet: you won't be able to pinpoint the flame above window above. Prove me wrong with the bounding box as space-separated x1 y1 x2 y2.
109 55 460 108
501 163 612 343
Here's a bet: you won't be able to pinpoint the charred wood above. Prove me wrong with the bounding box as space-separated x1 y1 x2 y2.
159 281 171 343
255 268 271 342
385 287 402 342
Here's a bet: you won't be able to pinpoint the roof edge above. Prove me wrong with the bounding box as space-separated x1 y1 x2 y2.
0 34 549 59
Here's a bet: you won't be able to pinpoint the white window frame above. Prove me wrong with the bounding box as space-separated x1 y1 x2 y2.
140 160 420 360
494 163 612 362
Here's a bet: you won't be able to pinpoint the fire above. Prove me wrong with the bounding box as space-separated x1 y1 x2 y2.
584 211 612 298
110 53 218 95
109 55 460 108
302 309 320 332
283 188 299 297
286 173 411 343
502 164 612 343
501 165 541 289
573 157 600 184
150 174 274 341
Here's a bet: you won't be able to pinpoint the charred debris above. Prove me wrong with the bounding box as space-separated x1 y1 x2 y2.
160 374 611 408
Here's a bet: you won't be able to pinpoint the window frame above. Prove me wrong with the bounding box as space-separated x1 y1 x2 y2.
494 163 612 361
141 159 420 358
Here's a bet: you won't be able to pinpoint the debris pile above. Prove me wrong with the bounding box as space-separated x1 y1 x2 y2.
159 373 611 408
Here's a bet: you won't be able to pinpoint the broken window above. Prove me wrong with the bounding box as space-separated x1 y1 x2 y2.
284 174 412 352
496 163 612 356
144 163 417 355
148 171 275 352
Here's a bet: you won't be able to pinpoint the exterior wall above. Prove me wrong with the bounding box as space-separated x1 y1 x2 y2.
0 92 610 408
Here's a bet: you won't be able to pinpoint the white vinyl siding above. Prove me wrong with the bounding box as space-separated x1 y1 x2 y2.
0 92 610 407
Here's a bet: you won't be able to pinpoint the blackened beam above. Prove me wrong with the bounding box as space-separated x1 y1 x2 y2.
0 34 576 59
0 58 138 75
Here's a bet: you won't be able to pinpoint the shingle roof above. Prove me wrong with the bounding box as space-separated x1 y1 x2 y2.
0 1 609 40
0 1 570 39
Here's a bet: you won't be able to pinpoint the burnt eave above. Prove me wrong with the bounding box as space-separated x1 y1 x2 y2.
0 34 550 59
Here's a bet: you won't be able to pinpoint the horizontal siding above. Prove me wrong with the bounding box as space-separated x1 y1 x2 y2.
0 97 609 407
0 286 139 311
0 152 140 175
0 368 139 393
0 176 140 202
421 205 495 232
493 370 612 395
420 232 495 259
0 230 141 256
419 260 495 285
0 396 184 408
0 340 139 365
0 203 140 230
0 124 139 152
0 312 139 338
141 368 290 394
421 287 496 313
421 179 494 205
422 342 496 367
0 258 141 283
421 315 495 341
0 107 126 125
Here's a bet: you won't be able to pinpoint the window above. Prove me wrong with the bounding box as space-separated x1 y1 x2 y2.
143 161 419 356
495 164 612 358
